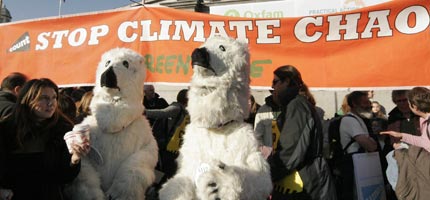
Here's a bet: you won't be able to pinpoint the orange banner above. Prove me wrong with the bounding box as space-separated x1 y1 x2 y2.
0 0 429 89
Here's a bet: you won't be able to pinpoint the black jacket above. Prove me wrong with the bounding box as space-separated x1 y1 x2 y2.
0 116 80 200
388 107 420 135
0 91 16 119
269 95 337 200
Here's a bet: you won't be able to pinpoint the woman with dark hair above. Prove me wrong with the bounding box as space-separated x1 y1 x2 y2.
0 78 87 200
269 65 337 200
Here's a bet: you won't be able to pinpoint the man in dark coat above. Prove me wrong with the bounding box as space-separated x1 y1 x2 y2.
143 85 169 151
0 72 27 118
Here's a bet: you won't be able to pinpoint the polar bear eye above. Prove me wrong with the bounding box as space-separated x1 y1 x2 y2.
105 60 111 68
219 45 226 51
123 61 129 68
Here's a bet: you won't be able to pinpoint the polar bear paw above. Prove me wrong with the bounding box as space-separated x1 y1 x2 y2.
195 162 242 200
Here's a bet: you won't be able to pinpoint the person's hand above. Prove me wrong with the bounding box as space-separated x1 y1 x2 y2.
0 188 13 200
64 125 91 164
393 142 402 149
380 131 403 138
70 140 90 164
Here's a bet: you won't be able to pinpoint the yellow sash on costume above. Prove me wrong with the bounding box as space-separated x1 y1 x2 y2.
271 120 281 153
166 115 190 153
273 170 304 194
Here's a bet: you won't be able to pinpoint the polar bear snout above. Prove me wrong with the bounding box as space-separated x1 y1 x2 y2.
191 47 214 72
100 66 119 90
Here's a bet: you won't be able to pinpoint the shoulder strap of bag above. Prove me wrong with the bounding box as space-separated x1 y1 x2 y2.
342 114 359 152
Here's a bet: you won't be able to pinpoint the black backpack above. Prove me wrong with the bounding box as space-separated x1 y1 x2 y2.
327 114 358 170
327 114 360 199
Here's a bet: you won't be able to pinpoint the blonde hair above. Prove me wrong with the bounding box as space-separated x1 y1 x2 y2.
341 95 351 114
77 91 93 118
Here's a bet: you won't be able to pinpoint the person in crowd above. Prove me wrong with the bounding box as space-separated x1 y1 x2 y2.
76 91 93 123
368 90 375 101
381 87 430 199
144 89 189 194
143 85 169 157
143 85 169 123
269 65 336 200
387 90 420 136
316 106 332 159
254 91 282 159
382 87 430 151
0 78 88 200
144 85 169 112
335 94 350 117
340 91 377 153
369 90 387 114
370 101 389 151
372 101 387 119
384 89 421 174
338 91 378 199
245 94 260 127
59 87 74 99
58 94 77 123
70 87 86 103
145 89 188 146
0 72 27 118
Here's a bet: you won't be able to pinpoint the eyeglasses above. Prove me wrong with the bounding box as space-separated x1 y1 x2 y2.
272 79 280 85
394 98 408 104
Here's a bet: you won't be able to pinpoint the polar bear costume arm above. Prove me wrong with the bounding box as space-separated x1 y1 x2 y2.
194 126 272 200
106 133 158 200
159 126 203 200
204 151 272 200
160 124 272 200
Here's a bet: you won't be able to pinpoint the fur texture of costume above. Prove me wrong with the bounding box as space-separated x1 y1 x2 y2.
65 48 158 200
159 36 272 200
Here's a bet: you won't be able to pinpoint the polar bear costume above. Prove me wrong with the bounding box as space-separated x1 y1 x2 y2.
65 48 158 200
159 36 272 200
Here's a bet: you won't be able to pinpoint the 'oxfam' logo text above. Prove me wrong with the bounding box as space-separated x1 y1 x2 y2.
224 9 240 17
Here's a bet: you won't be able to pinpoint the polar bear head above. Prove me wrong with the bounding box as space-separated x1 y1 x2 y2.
188 36 250 128
90 48 146 132
93 48 145 103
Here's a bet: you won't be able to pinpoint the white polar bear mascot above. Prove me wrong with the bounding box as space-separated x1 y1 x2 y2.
65 48 158 200
159 36 272 200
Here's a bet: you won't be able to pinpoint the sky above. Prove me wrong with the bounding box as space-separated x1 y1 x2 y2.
3 0 134 22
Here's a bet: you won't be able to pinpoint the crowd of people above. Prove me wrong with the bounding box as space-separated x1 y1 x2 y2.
0 67 429 200
252 74 430 200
